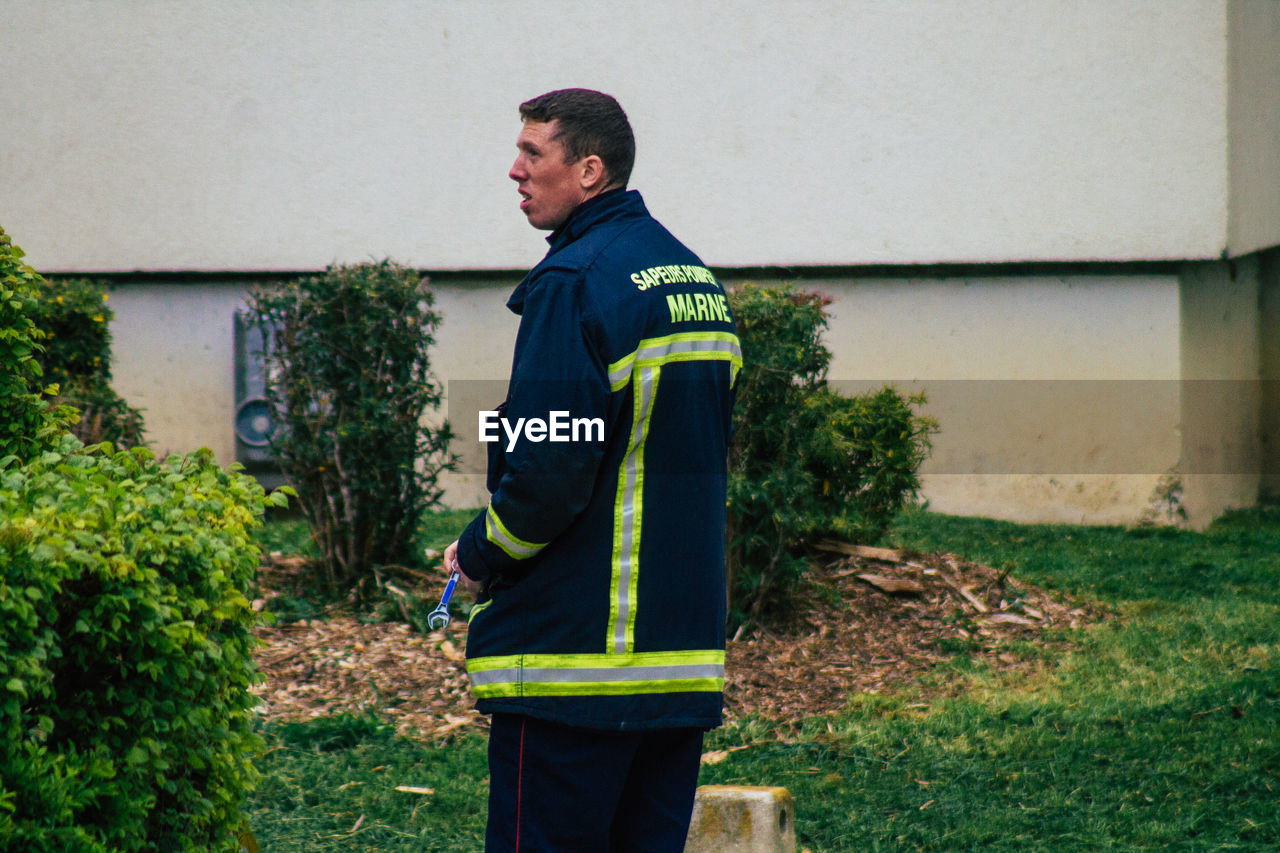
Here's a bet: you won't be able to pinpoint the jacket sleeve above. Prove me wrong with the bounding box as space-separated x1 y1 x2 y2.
456 270 610 583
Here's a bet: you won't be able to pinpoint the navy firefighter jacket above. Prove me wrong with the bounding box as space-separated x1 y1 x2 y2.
456 188 740 731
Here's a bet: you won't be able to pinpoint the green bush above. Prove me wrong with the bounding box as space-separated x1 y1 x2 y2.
32 276 146 449
726 282 937 627
0 436 278 852
245 261 458 596
0 227 71 462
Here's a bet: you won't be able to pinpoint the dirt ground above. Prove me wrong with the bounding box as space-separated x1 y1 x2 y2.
250 546 1105 740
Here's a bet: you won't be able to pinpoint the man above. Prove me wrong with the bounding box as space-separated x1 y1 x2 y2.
444 88 740 851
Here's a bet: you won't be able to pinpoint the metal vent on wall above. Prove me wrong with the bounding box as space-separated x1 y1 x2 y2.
233 310 286 489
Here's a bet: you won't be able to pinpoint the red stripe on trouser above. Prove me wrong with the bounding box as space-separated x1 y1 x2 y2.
516 717 525 852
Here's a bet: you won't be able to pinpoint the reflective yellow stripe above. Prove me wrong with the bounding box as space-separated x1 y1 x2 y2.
469 650 724 671
485 504 547 560
467 650 725 698
466 598 493 624
607 331 742 392
474 679 724 698
609 363 659 655
604 331 739 655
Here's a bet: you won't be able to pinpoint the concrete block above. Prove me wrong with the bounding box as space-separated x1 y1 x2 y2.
684 785 795 853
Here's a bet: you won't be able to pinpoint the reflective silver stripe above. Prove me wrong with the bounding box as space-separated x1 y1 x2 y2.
634 335 741 365
467 667 522 687
608 333 742 391
612 364 657 654
468 663 725 687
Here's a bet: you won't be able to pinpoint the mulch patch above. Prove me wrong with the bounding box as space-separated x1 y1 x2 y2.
250 546 1108 740
724 544 1105 724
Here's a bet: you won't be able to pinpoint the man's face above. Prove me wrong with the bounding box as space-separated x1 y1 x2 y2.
509 120 588 231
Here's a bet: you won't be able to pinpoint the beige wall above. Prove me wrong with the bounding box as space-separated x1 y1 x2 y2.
108 276 521 483
1260 249 1280 498
1178 259 1262 523
31 0 1276 525
778 273 1184 525
106 257 1272 526
1228 0 1280 256
100 269 1191 526
426 278 522 510
110 283 246 462
4 0 1240 272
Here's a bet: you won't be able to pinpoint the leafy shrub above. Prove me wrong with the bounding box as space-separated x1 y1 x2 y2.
32 276 146 448
56 375 148 449
0 227 71 462
245 261 458 596
0 436 278 852
726 282 937 627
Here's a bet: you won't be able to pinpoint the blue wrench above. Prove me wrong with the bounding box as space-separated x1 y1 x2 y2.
427 563 461 631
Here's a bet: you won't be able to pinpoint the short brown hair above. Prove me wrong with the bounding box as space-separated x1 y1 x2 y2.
519 89 635 190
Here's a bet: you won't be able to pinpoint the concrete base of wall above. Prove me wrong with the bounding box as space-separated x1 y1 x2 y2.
101 251 1280 529
1259 249 1280 500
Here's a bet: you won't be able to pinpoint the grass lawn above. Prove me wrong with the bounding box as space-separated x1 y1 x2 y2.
247 506 1280 851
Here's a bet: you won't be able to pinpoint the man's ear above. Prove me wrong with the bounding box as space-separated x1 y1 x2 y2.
579 154 608 192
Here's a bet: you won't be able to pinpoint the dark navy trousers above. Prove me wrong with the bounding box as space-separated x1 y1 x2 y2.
485 713 705 852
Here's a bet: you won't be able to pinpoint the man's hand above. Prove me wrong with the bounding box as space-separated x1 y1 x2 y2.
443 539 482 595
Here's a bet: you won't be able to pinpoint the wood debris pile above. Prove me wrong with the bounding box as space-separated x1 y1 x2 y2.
724 543 1104 722
252 617 483 740
251 545 1104 739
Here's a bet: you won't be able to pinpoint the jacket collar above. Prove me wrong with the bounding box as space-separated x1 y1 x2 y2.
507 188 648 315
545 188 646 254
